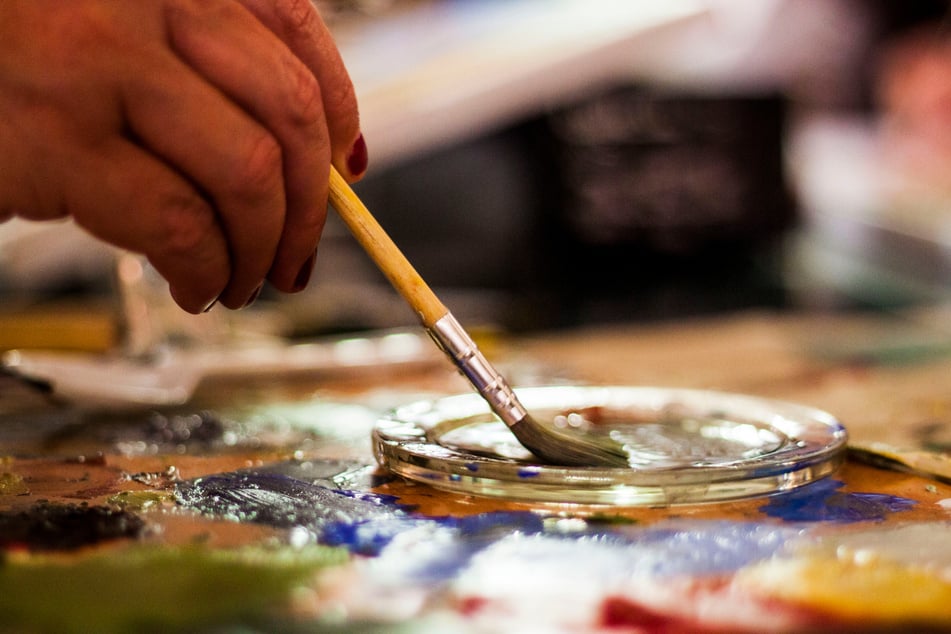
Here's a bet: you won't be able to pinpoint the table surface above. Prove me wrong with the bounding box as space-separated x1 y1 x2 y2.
1 308 950 632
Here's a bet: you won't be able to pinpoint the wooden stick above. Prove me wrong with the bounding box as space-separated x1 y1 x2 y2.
327 167 449 327
327 169 629 467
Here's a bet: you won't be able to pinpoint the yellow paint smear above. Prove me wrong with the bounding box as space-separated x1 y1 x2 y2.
735 555 951 625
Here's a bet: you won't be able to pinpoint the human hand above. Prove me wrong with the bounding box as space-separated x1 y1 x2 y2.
0 0 366 312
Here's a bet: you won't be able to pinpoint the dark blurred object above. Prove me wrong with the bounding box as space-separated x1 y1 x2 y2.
852 0 951 112
549 89 793 254
538 89 795 325
353 88 796 331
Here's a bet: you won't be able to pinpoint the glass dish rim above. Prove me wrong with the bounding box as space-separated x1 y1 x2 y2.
372 385 849 506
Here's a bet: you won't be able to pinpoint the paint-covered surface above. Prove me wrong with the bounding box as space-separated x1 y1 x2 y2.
1 444 948 633
2 311 951 632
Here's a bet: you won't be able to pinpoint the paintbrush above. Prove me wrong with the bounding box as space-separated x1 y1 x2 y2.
327 167 629 468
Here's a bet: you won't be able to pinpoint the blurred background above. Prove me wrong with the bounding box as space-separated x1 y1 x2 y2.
2 0 951 353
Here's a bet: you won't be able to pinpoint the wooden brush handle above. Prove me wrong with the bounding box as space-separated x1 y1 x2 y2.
327 167 449 327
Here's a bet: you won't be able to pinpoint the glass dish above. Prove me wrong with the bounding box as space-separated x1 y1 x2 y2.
372 385 848 506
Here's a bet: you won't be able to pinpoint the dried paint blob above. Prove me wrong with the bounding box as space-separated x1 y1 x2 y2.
0 502 144 551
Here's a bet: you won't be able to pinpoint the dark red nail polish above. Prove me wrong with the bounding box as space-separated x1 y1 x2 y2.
293 251 316 292
346 133 368 178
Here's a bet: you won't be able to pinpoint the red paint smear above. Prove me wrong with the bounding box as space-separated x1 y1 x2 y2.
600 596 731 634
456 596 490 617
600 590 846 634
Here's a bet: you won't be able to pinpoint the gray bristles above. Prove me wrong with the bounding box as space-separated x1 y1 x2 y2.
509 415 630 468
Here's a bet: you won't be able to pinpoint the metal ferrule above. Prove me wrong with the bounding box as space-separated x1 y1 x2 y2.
430 313 528 428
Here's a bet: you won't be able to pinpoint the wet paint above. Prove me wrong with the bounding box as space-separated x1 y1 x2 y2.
735 554 951 626
0 471 27 496
322 511 543 564
0 502 144 551
411 522 807 632
107 490 174 511
176 465 797 577
760 479 917 522
175 471 406 530
154 463 951 631
818 523 951 571
0 544 346 634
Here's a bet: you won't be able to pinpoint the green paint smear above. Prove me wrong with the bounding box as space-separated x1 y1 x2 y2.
586 513 638 526
107 490 173 511
0 543 348 633
0 472 28 496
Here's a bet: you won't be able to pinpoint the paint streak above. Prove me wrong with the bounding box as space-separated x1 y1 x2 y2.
175 471 406 530
0 544 345 634
760 479 917 522
610 521 801 576
601 594 727 633
167 464 946 631
177 464 796 578
322 511 544 558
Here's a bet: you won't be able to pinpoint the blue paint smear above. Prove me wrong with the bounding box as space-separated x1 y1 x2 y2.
322 511 547 584
319 513 795 580
760 479 917 522
322 511 544 560
334 488 403 507
602 521 802 576
517 466 541 478
449 521 803 586
326 518 801 584
178 463 914 588
322 517 430 556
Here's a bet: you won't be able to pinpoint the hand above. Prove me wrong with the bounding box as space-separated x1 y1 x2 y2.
0 0 367 312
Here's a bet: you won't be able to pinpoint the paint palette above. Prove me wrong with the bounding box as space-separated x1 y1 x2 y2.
373 386 848 505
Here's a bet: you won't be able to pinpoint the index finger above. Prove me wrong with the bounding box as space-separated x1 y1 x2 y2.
236 0 365 180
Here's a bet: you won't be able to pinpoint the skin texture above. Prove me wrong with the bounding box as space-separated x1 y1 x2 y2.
0 0 365 312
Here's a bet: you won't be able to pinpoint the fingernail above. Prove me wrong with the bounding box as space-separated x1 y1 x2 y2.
243 284 263 308
346 133 368 178
293 251 316 292
201 298 218 313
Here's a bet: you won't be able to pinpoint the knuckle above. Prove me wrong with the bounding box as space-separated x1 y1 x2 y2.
155 192 217 257
283 58 323 127
275 0 318 34
231 133 283 200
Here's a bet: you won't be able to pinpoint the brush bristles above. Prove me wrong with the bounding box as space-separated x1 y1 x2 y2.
509 415 630 468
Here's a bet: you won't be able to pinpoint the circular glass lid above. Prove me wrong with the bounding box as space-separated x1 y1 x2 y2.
372 385 848 506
